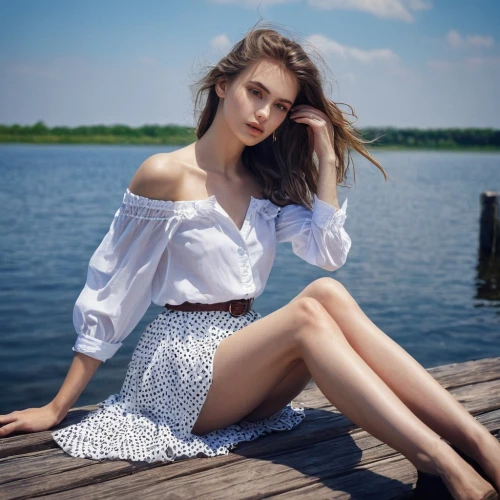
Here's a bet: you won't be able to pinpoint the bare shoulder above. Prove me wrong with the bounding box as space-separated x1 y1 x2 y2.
128 153 185 201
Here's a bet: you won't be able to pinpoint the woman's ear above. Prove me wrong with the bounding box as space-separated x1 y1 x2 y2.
215 78 226 99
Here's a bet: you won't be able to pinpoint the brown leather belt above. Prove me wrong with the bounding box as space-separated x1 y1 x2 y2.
165 298 255 317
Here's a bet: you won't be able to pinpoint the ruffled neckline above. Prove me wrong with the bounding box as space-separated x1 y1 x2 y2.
122 188 281 222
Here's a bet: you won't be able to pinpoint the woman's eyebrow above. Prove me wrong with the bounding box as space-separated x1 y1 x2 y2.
247 80 293 106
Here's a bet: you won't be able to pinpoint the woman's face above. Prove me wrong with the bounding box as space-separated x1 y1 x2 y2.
218 59 299 145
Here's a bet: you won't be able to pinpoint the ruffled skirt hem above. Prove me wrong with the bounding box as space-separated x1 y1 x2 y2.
51 393 305 463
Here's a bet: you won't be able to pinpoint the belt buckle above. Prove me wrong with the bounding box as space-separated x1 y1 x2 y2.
229 299 251 317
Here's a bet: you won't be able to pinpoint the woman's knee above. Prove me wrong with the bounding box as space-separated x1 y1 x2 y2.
291 296 341 339
307 277 350 307
292 296 326 322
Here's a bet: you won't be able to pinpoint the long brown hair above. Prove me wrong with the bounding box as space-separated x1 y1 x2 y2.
190 20 389 209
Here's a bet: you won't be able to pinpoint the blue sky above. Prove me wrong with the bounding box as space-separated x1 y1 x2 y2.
1 0 499 128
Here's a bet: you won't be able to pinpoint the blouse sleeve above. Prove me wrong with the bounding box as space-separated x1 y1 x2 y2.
72 193 182 363
275 193 351 272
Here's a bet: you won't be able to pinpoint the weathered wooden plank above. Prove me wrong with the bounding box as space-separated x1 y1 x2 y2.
268 455 418 499
0 448 94 485
0 450 238 499
427 357 500 388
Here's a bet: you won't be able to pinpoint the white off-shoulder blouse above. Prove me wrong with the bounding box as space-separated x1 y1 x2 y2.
72 188 351 362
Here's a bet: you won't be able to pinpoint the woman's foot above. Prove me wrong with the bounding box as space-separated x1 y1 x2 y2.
465 429 500 493
423 438 498 499
439 460 498 500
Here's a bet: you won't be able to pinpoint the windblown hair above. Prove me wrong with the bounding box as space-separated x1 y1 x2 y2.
190 20 389 209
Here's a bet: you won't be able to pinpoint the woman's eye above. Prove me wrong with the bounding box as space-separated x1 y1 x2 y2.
249 88 288 112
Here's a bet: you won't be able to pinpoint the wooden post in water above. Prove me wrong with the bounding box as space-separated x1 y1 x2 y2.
479 191 499 256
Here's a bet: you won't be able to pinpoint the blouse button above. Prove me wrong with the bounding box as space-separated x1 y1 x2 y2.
196 375 202 381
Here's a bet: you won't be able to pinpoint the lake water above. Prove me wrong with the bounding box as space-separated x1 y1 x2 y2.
1 144 499 414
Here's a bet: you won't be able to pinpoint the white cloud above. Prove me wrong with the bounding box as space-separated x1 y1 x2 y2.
466 34 495 48
407 0 431 10
210 34 233 53
307 0 432 22
446 30 462 49
446 29 495 49
305 34 400 64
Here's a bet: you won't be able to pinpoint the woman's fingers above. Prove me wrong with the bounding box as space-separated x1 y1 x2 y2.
0 412 17 424
0 417 18 437
0 406 60 437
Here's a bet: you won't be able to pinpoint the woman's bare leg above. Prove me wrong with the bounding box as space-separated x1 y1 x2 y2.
191 297 496 499
293 277 500 491
241 358 311 422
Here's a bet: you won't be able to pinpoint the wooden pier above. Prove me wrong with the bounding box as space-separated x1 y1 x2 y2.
1 356 499 499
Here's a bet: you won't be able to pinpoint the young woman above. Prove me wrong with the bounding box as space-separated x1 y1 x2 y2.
1 23 499 498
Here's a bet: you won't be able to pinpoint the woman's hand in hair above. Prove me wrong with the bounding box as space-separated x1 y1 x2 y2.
289 104 336 162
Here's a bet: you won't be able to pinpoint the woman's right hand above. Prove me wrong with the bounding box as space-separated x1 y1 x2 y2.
0 403 63 438
0 352 103 439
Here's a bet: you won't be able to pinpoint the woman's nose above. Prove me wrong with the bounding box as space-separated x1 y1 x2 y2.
257 106 270 119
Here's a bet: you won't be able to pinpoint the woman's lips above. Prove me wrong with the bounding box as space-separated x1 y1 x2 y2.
247 123 263 135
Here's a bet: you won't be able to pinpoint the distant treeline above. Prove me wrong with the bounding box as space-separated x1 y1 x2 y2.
1 121 499 150
361 127 500 150
0 121 196 145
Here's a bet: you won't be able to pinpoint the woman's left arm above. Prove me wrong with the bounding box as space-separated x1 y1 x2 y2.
289 103 340 208
275 105 351 272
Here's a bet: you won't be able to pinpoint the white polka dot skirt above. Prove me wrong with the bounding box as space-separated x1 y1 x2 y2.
51 308 306 463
